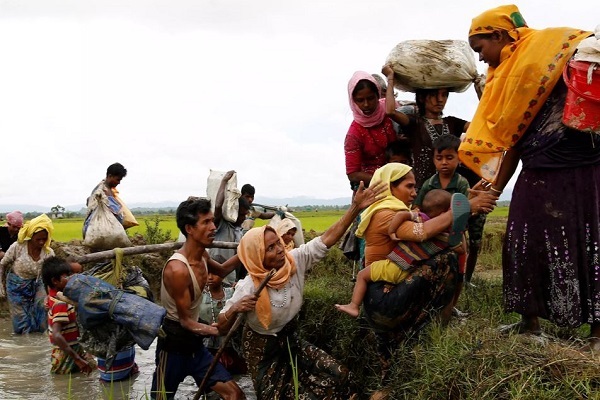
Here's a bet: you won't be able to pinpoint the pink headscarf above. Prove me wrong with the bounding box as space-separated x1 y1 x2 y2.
6 211 23 227
348 71 387 128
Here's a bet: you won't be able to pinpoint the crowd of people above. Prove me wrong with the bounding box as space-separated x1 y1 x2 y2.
0 4 599 399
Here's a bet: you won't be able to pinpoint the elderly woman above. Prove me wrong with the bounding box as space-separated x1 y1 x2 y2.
0 214 55 334
218 182 383 400
355 163 495 366
460 5 599 346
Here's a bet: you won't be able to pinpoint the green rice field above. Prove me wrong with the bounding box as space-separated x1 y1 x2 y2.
49 206 509 243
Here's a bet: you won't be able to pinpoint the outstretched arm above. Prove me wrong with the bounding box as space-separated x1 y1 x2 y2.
206 253 241 279
321 180 386 248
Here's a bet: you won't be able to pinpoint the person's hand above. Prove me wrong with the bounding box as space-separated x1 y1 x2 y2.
381 64 394 79
75 356 93 375
353 180 386 210
234 294 257 313
468 188 498 214
223 170 235 181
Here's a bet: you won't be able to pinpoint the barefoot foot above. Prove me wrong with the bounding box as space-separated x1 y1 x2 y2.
335 303 360 318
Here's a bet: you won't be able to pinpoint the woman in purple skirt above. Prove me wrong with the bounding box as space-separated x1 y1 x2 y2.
460 5 600 348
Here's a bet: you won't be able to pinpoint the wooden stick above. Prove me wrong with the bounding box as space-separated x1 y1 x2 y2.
194 269 276 400
74 241 238 264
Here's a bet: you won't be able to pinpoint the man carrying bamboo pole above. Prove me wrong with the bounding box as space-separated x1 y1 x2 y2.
150 197 256 400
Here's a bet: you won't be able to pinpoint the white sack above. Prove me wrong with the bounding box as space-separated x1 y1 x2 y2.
206 170 241 224
573 25 600 64
385 40 478 93
83 191 131 250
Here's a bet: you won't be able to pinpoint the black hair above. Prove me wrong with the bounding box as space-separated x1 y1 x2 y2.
42 256 73 289
421 189 451 217
390 171 413 189
106 162 127 178
176 197 212 237
432 134 461 153
385 139 413 163
352 79 379 98
415 89 449 117
241 184 255 196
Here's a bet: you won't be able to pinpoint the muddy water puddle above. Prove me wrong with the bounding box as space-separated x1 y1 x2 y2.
0 321 256 399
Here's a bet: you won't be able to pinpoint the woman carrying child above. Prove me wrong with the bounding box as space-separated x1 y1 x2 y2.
461 5 599 346
353 163 496 366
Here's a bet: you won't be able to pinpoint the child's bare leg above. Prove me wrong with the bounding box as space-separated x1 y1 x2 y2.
336 267 371 317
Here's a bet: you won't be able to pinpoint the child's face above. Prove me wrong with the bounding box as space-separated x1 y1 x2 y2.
434 148 459 178
52 273 71 291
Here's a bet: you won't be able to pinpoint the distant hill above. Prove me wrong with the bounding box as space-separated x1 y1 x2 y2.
0 192 511 215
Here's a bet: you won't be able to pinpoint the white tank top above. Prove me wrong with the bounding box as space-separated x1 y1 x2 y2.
160 252 204 321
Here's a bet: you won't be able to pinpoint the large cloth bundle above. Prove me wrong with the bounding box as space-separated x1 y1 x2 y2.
83 188 131 250
385 40 478 93
207 169 241 223
63 274 166 352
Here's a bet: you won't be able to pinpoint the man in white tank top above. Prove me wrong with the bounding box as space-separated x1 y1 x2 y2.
151 197 254 400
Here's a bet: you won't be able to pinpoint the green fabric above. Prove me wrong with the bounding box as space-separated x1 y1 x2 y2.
414 172 470 208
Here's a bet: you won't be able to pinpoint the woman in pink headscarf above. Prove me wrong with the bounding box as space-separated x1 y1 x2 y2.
0 211 23 260
344 71 400 192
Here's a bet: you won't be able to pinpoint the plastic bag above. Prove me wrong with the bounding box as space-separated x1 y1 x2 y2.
83 191 131 250
385 40 478 93
573 25 600 64
113 191 139 229
206 170 241 223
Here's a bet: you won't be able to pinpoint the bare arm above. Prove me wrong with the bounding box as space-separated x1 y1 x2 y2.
492 148 521 192
51 322 92 374
388 211 415 241
206 253 241 279
163 260 218 336
214 170 235 226
321 181 386 248
216 294 257 335
382 65 410 126
258 211 276 219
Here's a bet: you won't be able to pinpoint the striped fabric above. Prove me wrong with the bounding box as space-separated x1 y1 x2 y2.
97 346 136 382
387 233 450 270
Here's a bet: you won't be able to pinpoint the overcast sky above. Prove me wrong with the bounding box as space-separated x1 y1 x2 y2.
0 0 597 209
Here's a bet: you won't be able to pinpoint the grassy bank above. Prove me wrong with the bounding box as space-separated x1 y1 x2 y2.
299 243 600 399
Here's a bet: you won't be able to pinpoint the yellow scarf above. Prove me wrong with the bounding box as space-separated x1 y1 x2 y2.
459 4 591 182
17 213 54 251
356 163 411 238
237 226 297 329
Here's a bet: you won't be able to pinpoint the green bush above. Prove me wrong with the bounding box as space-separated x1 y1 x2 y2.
142 215 173 244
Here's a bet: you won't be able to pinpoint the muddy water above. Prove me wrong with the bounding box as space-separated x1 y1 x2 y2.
0 321 256 399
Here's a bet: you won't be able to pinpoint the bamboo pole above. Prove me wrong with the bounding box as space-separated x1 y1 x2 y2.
74 241 238 264
193 269 276 400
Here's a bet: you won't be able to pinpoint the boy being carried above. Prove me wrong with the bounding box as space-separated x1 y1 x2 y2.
335 189 468 318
